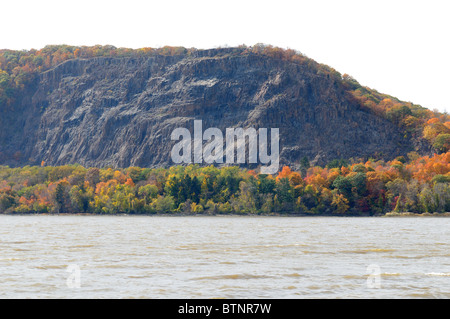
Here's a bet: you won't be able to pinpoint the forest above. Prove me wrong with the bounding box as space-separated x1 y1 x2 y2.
0 151 448 215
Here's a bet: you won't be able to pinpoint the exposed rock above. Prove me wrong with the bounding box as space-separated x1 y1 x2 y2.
0 48 424 170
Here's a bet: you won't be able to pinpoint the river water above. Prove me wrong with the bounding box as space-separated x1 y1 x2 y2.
0 215 449 299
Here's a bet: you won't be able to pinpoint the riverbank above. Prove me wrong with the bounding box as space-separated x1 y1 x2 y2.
2 211 450 217
384 211 450 217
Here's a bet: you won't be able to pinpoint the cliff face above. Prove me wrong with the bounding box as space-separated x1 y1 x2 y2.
0 48 422 170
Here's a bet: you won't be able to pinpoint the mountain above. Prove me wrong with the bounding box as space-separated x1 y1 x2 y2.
0 44 448 171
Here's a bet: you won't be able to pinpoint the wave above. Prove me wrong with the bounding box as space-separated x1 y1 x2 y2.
340 248 396 254
192 273 274 280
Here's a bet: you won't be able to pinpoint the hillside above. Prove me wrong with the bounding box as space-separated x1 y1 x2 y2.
0 44 448 170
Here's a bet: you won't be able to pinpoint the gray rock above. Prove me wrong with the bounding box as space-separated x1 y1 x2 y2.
0 48 425 170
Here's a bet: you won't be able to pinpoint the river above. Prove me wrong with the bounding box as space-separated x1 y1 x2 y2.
0 215 449 298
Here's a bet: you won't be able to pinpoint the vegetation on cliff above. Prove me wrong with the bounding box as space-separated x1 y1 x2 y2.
0 151 448 215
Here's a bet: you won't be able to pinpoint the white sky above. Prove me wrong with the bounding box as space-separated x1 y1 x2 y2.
2 0 449 113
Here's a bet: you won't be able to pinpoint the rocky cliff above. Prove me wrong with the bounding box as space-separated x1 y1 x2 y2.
0 47 428 170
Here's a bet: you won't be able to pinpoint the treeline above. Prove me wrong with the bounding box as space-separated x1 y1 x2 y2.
0 152 448 215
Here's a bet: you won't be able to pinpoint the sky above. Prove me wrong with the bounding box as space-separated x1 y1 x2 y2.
2 0 449 113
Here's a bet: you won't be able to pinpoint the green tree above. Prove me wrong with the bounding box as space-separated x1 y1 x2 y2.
433 183 449 213
257 174 276 194
231 181 257 214
54 181 71 213
301 184 319 212
151 195 175 213
138 184 159 204
332 175 352 200
431 174 450 185
275 178 294 211
349 172 367 197
0 190 16 213
69 185 90 213
419 186 436 213
433 134 450 153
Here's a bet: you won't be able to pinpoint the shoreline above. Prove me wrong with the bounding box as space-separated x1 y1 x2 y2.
2 211 449 217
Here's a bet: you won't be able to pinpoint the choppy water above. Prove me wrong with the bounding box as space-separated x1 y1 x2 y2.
0 215 449 299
